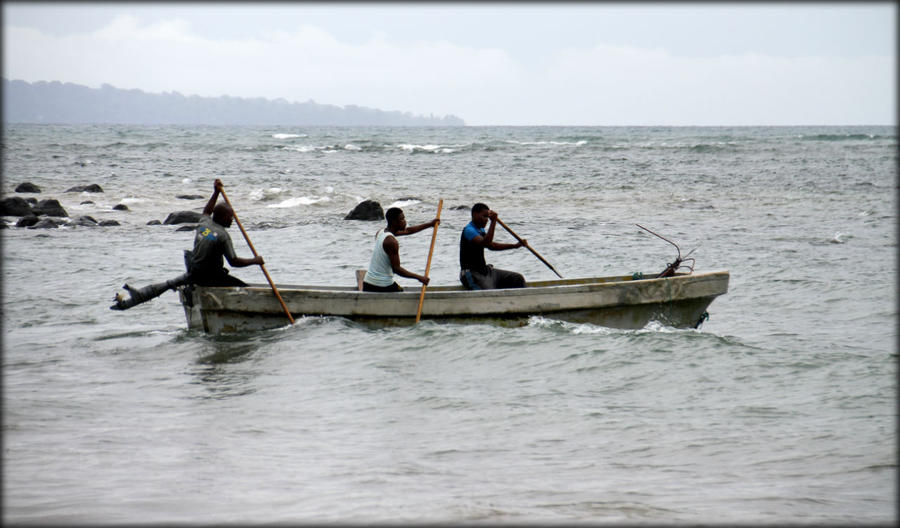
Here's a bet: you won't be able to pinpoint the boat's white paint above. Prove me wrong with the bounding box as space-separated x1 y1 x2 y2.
179 270 730 334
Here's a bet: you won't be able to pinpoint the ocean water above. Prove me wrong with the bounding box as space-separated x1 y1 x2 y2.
2 124 896 524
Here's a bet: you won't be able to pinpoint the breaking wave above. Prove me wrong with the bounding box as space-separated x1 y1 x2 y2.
267 196 332 208
272 133 308 139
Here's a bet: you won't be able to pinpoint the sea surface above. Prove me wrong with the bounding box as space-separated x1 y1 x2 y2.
2 124 896 524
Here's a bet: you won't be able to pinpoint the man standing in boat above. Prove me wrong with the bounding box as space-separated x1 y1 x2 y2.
110 179 263 310
362 207 439 292
459 203 527 290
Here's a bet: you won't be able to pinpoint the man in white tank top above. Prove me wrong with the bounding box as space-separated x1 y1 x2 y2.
363 207 439 292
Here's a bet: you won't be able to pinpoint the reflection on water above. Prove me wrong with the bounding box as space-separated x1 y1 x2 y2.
189 340 263 399
195 341 258 365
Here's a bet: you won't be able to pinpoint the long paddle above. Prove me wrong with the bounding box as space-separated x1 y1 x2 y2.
415 198 443 323
495 217 563 278
218 186 295 325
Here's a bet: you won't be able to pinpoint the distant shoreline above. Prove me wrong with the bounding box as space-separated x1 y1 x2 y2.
2 78 466 127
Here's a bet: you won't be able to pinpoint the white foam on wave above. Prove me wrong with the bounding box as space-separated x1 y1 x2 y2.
248 187 285 202
639 321 683 333
528 316 616 334
396 143 459 154
281 145 319 153
272 133 307 139
119 197 146 204
182 178 192 184
386 199 421 209
280 143 363 153
398 143 436 151
505 140 587 147
268 196 332 208
528 316 689 335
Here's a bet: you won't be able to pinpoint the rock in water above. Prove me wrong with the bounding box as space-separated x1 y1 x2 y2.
73 215 98 227
344 200 384 221
164 211 203 224
16 214 39 227
28 218 65 229
0 196 33 216
15 182 41 193
32 199 68 217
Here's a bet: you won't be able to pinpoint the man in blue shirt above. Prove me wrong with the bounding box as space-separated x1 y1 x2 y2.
459 203 526 290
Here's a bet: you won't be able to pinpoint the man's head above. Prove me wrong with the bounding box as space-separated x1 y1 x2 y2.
212 203 234 228
471 203 490 228
385 207 406 230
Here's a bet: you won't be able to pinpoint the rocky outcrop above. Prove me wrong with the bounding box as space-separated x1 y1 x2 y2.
147 220 162 225
15 182 41 193
99 220 120 226
0 196 33 216
73 215 98 227
113 204 129 211
31 199 68 217
65 184 104 193
176 194 205 200
344 200 384 221
164 211 203 224
28 218 66 229
16 214 39 227
175 225 195 232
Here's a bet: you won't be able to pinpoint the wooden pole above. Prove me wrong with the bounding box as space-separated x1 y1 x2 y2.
415 199 443 323
495 217 563 278
218 187 295 325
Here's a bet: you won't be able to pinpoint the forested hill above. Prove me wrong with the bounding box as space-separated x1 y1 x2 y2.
2 79 465 126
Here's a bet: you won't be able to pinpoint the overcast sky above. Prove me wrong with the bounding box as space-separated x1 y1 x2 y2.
2 2 896 126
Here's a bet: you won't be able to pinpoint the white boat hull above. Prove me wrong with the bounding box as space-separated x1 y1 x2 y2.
178 270 729 334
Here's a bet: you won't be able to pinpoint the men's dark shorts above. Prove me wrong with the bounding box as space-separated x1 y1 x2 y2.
190 269 248 287
460 265 525 290
362 281 403 292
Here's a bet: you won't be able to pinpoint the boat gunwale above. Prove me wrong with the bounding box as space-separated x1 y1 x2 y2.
210 270 730 300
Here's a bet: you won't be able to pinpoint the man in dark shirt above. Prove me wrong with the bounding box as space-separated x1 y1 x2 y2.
110 179 263 310
459 203 527 290
188 179 264 286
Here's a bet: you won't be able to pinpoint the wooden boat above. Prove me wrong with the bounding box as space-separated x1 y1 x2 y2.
177 270 729 334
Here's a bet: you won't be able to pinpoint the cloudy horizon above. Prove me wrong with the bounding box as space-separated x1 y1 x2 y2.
2 3 895 126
